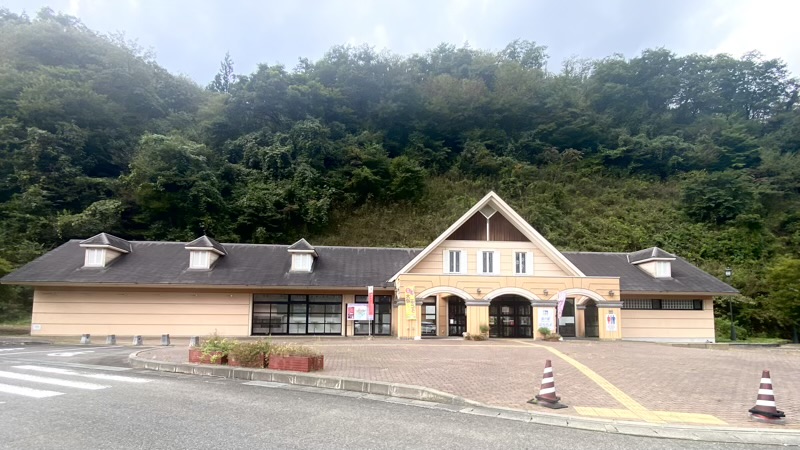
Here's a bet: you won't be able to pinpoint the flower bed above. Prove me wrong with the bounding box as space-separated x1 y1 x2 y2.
268 355 324 372
188 334 322 371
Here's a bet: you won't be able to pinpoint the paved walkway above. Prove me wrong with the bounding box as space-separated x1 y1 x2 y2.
138 338 799 429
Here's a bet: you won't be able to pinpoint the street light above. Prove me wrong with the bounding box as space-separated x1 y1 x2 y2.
725 267 736 341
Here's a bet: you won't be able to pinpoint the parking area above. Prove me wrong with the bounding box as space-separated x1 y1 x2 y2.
145 338 800 428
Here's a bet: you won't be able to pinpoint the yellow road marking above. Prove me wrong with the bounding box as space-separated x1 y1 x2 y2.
575 407 726 425
514 341 666 424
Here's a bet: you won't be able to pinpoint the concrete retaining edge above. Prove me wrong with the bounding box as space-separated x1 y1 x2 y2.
129 349 800 446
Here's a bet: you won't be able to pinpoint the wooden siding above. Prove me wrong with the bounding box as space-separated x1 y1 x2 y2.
489 212 528 241
409 240 570 277
449 212 486 240
621 299 715 340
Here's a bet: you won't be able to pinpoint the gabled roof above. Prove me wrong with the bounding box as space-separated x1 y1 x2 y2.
389 191 584 281
564 252 737 295
79 233 131 253
288 238 317 256
628 247 676 264
1 240 420 289
185 235 227 256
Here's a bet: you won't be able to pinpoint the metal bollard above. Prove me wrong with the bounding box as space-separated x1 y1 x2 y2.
106 335 116 345
80 334 91 344
189 336 200 347
132 335 143 346
161 334 170 346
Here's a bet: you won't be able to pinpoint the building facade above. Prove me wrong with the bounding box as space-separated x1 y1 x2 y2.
1 192 737 342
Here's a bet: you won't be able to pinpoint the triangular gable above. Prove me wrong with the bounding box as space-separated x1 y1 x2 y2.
389 191 584 281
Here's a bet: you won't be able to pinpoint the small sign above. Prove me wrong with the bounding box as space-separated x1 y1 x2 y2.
605 313 618 332
537 309 554 331
346 304 369 321
31 324 42 331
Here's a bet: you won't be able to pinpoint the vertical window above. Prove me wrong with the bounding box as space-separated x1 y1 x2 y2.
85 248 105 267
190 251 210 269
655 261 671 277
479 250 499 274
514 251 532 275
449 250 461 273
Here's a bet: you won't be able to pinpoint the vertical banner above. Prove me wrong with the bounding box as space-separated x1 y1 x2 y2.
367 285 374 320
405 287 417 320
557 292 567 319
605 312 617 332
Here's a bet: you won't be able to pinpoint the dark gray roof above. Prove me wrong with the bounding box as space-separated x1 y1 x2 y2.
79 233 131 253
185 235 227 255
564 252 737 294
628 247 675 264
2 240 421 289
288 238 316 253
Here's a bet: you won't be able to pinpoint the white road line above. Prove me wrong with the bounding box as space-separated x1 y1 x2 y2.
0 346 126 357
0 371 109 390
11 361 132 372
0 348 24 352
13 366 150 384
0 382 64 398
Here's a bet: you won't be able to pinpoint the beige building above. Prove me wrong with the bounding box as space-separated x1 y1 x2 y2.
2 192 737 342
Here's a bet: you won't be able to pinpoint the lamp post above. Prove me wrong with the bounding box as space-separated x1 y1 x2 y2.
725 267 736 341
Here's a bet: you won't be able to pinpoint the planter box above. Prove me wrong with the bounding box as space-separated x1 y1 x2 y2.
188 348 227 365
228 353 266 368
268 355 323 372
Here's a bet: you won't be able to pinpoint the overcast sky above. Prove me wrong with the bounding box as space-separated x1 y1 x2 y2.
4 0 799 85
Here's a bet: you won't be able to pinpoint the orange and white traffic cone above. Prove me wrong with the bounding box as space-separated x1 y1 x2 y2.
748 370 786 424
528 359 567 409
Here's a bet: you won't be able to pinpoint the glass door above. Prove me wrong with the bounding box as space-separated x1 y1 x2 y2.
559 298 576 337
422 303 437 336
448 299 466 336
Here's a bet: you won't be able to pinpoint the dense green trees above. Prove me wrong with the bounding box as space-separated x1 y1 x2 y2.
0 9 798 338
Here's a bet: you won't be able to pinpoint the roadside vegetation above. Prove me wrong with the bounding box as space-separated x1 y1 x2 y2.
0 8 798 339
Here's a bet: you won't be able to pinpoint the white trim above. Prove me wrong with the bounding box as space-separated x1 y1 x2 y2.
79 244 129 254
416 286 473 301
290 253 313 272
389 191 584 281
631 257 676 265
478 249 497 275
185 246 225 256
189 250 210 269
514 250 533 275
549 288 607 302
443 249 466 274
483 287 541 302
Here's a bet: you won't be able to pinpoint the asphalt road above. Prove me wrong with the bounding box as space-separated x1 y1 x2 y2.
0 343 771 449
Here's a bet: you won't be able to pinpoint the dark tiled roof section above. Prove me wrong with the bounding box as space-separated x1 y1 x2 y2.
79 233 132 253
627 247 676 264
288 238 315 252
564 252 738 294
2 241 421 289
185 235 227 255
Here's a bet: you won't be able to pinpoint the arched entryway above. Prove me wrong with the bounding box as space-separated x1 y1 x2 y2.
415 287 474 338
489 295 533 338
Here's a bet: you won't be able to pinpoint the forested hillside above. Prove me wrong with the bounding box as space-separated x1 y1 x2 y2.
1 8 798 338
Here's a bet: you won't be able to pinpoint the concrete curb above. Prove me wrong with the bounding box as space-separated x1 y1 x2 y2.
128 349 479 407
129 349 800 446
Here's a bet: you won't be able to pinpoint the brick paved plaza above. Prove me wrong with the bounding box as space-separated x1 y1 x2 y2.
149 338 799 428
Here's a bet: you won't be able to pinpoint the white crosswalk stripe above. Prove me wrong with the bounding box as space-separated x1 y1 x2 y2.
0 370 109 390
12 365 150 383
0 348 24 352
0 382 63 398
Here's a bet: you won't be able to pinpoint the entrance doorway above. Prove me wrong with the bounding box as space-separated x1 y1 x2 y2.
421 298 437 337
584 300 599 338
489 296 532 338
448 298 466 336
558 298 576 337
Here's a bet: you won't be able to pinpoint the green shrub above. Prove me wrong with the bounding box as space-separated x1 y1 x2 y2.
479 324 490 335
269 343 320 357
538 327 552 337
715 317 749 341
229 340 270 366
200 332 235 362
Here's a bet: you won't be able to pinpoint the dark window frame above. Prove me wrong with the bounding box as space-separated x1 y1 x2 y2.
252 294 342 336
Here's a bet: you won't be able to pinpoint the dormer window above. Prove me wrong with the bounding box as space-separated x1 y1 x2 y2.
655 261 671 278
79 233 131 268
85 248 105 267
190 250 211 269
292 253 313 272
288 238 318 273
185 235 227 270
